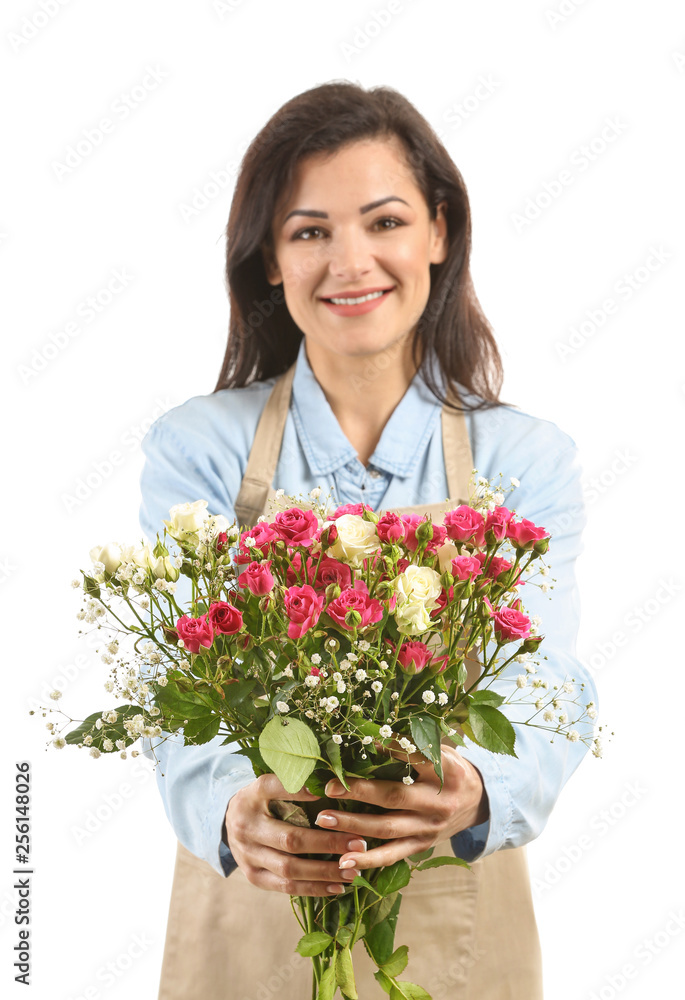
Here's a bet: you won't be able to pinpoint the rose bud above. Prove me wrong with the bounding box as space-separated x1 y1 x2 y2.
344 609 363 628
415 519 434 544
319 523 338 547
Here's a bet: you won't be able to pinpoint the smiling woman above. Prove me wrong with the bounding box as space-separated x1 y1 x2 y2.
139 80 595 999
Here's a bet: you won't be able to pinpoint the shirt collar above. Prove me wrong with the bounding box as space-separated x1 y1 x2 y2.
290 338 444 477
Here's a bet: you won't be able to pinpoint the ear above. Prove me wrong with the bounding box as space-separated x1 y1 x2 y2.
261 241 282 286
429 200 449 265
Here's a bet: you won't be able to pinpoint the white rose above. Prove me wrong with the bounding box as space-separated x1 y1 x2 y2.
89 543 122 574
395 565 442 609
163 499 210 539
327 514 380 566
395 600 434 636
149 555 180 582
131 543 156 570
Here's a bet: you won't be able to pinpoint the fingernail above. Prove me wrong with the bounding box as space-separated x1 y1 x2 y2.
339 858 357 869
315 813 337 827
327 884 345 893
347 839 367 853
325 780 345 796
341 868 362 880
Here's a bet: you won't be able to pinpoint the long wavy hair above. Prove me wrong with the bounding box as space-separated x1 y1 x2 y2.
214 81 505 412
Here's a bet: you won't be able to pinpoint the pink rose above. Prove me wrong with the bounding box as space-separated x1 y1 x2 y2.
312 556 352 592
272 507 319 547
176 614 214 653
488 602 532 643
400 514 447 553
507 517 549 551
207 601 244 635
237 522 278 564
376 512 405 544
444 506 486 546
395 641 449 674
331 502 373 519
284 584 325 640
325 579 384 631
485 506 514 542
451 555 483 581
237 560 275 596
475 552 515 581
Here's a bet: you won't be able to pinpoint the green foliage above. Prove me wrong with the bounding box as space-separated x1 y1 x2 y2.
154 683 220 744
469 689 505 707
467 703 517 756
389 982 432 1000
258 717 321 793
64 705 144 749
325 738 350 791
380 945 408 979
364 893 401 966
416 855 470 872
409 714 443 784
376 860 411 897
335 946 357 999
317 959 337 1000
295 931 333 957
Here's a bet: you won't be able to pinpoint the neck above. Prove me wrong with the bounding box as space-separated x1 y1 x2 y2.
304 336 422 466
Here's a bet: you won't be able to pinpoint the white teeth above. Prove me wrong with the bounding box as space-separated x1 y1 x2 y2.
328 290 387 305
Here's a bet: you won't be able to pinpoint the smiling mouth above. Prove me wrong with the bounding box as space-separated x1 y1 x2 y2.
322 288 394 305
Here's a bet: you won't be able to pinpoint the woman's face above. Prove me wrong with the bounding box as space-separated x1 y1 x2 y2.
263 135 448 369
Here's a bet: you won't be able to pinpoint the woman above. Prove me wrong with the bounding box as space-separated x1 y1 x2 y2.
139 81 596 999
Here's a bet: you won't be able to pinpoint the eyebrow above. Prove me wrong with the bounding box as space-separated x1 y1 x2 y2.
282 195 410 225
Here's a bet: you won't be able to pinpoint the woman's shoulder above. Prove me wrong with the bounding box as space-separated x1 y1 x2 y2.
142 377 278 454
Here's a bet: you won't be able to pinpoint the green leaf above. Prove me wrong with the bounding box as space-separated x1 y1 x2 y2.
82 574 101 599
65 705 145 748
295 931 333 957
408 848 434 863
390 982 432 1000
469 689 505 707
417 855 471 871
467 704 517 756
366 891 399 929
376 860 411 897
351 874 379 894
182 713 221 745
318 959 337 1000
258 717 321 793
364 893 402 965
335 946 358 999
234 745 269 775
381 945 408 979
326 739 350 791
373 969 394 995
409 714 443 784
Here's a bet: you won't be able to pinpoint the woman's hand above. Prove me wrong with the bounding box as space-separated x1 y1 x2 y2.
223 773 367 896
315 746 489 873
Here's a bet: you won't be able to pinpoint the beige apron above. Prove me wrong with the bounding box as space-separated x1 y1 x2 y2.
157 364 543 999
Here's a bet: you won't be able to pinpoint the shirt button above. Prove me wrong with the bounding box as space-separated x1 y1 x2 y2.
368 469 382 479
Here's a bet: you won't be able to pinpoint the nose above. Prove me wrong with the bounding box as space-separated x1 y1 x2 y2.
328 227 373 281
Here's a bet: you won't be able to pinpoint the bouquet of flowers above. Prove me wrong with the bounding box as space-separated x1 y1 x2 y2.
39 473 600 1000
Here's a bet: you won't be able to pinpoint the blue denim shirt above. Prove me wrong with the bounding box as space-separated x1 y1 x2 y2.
139 338 597 876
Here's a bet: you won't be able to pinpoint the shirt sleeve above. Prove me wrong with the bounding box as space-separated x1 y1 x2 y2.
455 435 598 860
138 411 256 878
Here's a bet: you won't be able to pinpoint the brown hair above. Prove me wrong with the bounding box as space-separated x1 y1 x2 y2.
214 81 505 412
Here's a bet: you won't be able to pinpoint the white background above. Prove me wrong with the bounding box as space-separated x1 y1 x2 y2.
3 1 684 998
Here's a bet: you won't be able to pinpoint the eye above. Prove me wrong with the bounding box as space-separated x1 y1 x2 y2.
374 216 404 231
291 226 327 241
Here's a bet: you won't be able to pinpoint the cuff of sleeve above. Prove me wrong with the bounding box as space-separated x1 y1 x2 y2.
451 818 490 862
203 766 257 878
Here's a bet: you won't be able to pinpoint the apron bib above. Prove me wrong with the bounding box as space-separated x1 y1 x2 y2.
157 363 543 999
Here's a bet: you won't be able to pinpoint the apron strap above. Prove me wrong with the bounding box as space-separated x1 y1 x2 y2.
233 359 474 529
233 362 297 528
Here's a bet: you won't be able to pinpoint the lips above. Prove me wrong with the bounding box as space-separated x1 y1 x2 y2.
320 286 395 303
